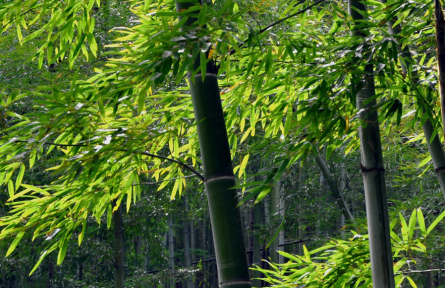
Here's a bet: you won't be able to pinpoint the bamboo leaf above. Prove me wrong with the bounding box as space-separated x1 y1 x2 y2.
406 276 417 288
8 180 14 198
29 250 48 275
6 231 25 257
417 208 426 236
426 209 445 236
399 212 408 242
79 218 87 246
57 239 68 265
266 217 285 249
239 154 250 178
408 209 417 241
15 164 25 191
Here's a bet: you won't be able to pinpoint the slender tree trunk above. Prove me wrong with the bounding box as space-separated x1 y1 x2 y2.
314 152 354 221
348 0 395 286
168 215 175 287
278 186 285 264
183 198 193 288
252 203 261 288
270 184 280 264
339 162 347 238
47 257 53 288
298 166 305 255
174 1 251 287
113 205 125 288
263 197 271 261
378 0 445 198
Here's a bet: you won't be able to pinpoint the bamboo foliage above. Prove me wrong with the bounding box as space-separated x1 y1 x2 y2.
1 0 445 279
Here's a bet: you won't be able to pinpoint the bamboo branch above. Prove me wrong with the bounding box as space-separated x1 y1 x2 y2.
402 268 445 274
12 140 205 180
134 175 196 185
229 0 325 55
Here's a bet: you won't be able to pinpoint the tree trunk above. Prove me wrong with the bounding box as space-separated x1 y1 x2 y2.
378 0 445 198
270 184 280 264
339 162 347 238
435 0 445 141
168 215 175 287
174 1 251 287
113 205 125 288
314 152 354 221
278 186 285 264
252 202 261 288
348 0 395 286
298 165 305 255
183 198 193 288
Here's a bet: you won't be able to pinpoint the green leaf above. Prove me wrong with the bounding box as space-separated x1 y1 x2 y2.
29 250 48 275
399 212 408 242
57 239 68 265
198 3 207 26
6 231 25 257
126 187 132 212
417 208 426 236
107 204 112 229
8 180 14 198
16 24 23 43
266 217 285 249
418 155 431 167
79 218 87 246
265 47 272 76
239 154 250 178
171 179 180 200
29 149 37 168
408 209 417 241
393 258 407 273
406 276 417 288
47 42 54 63
15 164 25 191
200 51 207 81
426 209 445 236
273 159 290 184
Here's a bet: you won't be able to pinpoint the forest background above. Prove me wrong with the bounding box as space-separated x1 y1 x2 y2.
2 0 445 287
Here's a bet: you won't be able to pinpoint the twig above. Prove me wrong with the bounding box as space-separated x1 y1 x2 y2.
229 0 325 55
12 140 204 180
134 175 196 185
135 151 204 181
1 8 37 30
13 140 87 147
402 268 445 274
414 256 445 266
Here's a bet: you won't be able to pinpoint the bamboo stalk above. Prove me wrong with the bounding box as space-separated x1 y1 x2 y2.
379 0 445 198
435 0 445 140
113 205 125 288
174 1 251 287
314 152 354 221
348 0 395 286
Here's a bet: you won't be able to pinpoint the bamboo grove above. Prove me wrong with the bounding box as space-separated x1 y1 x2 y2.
1 0 445 286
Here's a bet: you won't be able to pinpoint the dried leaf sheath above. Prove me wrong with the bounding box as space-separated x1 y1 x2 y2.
435 0 445 138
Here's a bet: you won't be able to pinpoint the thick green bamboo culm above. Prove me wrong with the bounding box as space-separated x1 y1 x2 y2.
435 0 445 141
175 1 251 287
113 205 125 288
349 0 395 286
